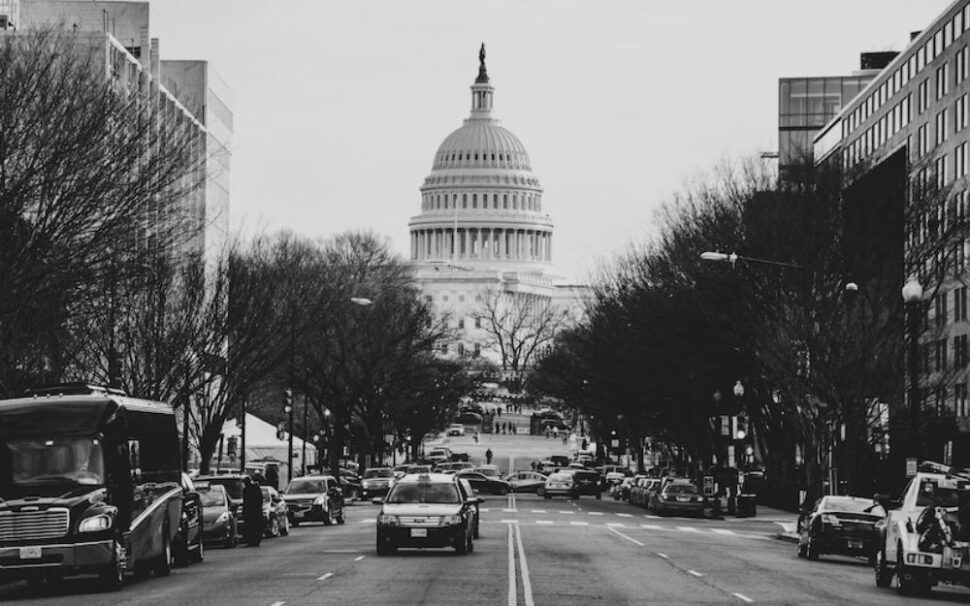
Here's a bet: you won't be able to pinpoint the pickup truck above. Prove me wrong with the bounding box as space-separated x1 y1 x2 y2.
874 461 970 596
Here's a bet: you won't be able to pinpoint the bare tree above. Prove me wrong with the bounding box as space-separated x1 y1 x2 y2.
478 288 572 373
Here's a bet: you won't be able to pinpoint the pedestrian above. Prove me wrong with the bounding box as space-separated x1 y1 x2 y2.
242 477 264 547
485 448 493 465
497 407 501 417
473 431 480 444
495 422 500 434
264 465 279 491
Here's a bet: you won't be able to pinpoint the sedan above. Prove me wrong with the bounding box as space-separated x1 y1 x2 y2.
505 471 548 494
797 495 885 562
361 467 396 500
197 483 239 548
455 471 511 495
649 481 704 516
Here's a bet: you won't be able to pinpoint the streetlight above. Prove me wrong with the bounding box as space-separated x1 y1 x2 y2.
902 277 923 462
700 251 803 270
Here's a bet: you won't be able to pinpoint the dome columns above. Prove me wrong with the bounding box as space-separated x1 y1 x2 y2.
410 226 551 263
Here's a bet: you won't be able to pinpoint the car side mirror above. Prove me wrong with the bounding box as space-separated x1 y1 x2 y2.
476 497 485 504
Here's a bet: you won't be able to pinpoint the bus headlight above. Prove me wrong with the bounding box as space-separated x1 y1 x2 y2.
79 514 113 533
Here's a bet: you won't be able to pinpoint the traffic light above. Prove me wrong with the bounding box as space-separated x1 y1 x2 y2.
276 421 286 441
226 435 237 459
734 414 748 440
283 388 293 414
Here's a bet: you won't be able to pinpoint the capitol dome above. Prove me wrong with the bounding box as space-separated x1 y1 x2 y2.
409 45 553 272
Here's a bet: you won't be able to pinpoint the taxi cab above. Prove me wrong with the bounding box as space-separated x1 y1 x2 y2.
375 473 476 555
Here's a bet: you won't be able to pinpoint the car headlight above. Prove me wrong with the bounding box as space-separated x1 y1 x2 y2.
216 511 230 524
821 514 841 526
440 515 463 526
377 514 400 526
79 514 113 533
314 496 327 506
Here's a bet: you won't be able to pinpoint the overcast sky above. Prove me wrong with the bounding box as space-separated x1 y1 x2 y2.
148 0 949 282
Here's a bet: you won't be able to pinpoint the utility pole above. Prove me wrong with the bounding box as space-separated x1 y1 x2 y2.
284 388 294 483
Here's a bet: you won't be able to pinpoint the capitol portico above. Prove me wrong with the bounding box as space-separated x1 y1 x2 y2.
409 45 585 369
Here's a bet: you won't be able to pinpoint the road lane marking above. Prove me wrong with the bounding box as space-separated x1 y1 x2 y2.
508 524 517 606
317 573 334 581
570 521 589 526
588 512 604 516
641 524 663 530
501 519 519 523
608 525 645 547
644 514 660 519
536 520 553 525
616 513 633 518
677 526 700 532
711 529 736 535
530 509 547 513
733 593 753 603
355 556 365 562
502 508 517 512
657 553 669 559
687 570 703 577
558 511 575 514
514 523 535 606
269 602 285 606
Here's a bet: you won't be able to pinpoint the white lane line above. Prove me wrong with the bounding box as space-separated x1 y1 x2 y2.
502 508 517 512
281 573 318 577
641 524 663 530
733 593 754 603
507 524 517 606
536 520 553 525
501 519 519 524
657 552 669 559
608 525 645 547
530 510 547 513
687 570 703 577
677 526 700 532
317 572 334 581
514 523 535 606
269 602 285 606
616 513 633 518
588 512 604 516
570 521 589 526
644 514 660 519
480 508 491 512
354 555 365 562
711 529 736 535
558 511 575 515
358 520 375 524
321 549 363 553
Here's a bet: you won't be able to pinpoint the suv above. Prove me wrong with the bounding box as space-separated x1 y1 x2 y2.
282 475 345 526
564 468 603 499
376 473 477 555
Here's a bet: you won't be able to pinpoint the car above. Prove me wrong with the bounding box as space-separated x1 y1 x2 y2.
473 464 502 478
261 486 290 537
197 483 239 548
543 471 576 499
796 495 884 562
505 471 548 494
455 470 511 495
407 464 434 474
436 461 475 473
447 424 466 436
456 477 484 539
549 455 571 468
536 459 560 475
611 476 637 501
376 473 477 555
282 475 345 526
361 467 396 500
195 473 248 518
339 469 362 501
174 472 205 567
649 480 704 516
427 447 453 465
562 468 603 499
634 477 661 507
457 411 483 425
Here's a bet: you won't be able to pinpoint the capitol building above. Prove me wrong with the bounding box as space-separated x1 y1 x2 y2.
409 46 586 372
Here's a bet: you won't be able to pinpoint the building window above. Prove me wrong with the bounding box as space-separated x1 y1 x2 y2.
919 79 929 113
936 338 948 371
473 343 481 357
958 142 967 178
441 344 449 355
918 123 929 157
957 383 969 417
937 108 950 146
425 295 433 302
458 295 465 302
957 335 969 367
457 343 465 356
937 62 950 99
957 287 969 322
937 155 949 189
959 46 969 84
937 293 949 328
474 317 482 329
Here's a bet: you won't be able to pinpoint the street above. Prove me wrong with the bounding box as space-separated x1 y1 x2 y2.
5 487 970 605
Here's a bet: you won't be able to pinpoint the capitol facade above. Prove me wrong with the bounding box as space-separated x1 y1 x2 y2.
409 46 586 371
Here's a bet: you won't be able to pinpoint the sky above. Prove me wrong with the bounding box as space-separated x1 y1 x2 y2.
145 0 951 283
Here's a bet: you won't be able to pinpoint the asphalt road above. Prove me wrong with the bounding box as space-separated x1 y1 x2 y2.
6 491 970 605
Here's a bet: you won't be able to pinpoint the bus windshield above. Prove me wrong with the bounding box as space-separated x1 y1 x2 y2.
4 437 105 486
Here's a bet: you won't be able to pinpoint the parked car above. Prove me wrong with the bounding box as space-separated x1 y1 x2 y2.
174 472 205 567
549 455 571 468
456 477 484 539
473 465 502 478
562 468 603 499
375 473 476 555
427 447 453 465
361 467 396 500
455 470 511 495
282 475 345 526
797 495 885 562
543 471 576 499
505 471 548 494
261 486 290 537
197 483 238 548
649 480 704 516
611 476 638 501
447 424 466 436
195 473 248 518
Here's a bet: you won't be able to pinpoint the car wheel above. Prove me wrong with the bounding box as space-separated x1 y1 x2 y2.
875 547 892 588
154 531 173 577
796 537 806 559
455 533 468 555
227 526 238 548
323 508 334 526
805 532 819 561
473 519 480 539
897 543 930 596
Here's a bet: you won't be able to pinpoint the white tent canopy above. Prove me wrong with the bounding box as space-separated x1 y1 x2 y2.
218 413 316 488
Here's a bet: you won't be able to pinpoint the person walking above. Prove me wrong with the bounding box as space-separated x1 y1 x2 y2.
485 448 493 465
242 477 264 547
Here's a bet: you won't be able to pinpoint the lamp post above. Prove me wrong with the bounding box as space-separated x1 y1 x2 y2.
284 389 294 483
902 277 923 462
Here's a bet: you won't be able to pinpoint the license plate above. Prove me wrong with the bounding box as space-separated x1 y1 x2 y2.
410 528 427 538
19 547 41 559
677 497 690 502
294 511 305 519
848 540 863 550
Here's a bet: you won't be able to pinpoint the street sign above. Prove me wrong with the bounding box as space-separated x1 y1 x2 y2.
906 457 917 477
703 475 714 496
610 439 620 448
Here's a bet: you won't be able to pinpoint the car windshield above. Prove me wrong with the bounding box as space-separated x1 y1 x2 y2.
4 437 105 486
364 468 393 478
199 487 226 507
916 479 965 508
208 479 244 499
665 484 698 494
286 479 326 494
386 483 461 504
822 497 884 515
